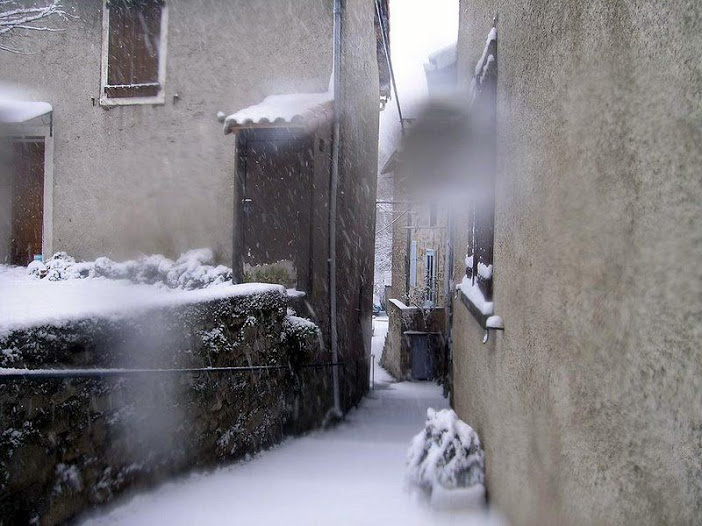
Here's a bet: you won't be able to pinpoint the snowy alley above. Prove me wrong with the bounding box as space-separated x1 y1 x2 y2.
79 318 500 526
2 0 700 523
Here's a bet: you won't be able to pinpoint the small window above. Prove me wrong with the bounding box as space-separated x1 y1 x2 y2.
101 0 167 105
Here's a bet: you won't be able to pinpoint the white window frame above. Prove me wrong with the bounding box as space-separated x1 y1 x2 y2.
99 1 169 107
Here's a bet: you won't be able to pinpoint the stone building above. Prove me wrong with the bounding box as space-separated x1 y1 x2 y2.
385 161 449 311
0 0 387 410
450 1 702 524
380 150 449 380
379 43 458 381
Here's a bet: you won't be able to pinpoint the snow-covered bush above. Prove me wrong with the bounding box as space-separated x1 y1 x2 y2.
407 408 485 509
281 315 319 344
93 256 135 281
45 252 77 280
165 249 232 290
27 259 47 278
27 249 232 290
280 315 320 369
41 252 93 281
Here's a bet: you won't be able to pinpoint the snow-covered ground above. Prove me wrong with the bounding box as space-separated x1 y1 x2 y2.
0 265 280 335
80 317 502 526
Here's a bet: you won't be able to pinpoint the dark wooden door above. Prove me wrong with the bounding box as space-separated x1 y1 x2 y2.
409 333 433 380
11 141 44 266
243 139 313 290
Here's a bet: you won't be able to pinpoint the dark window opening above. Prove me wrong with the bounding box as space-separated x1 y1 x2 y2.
105 0 164 99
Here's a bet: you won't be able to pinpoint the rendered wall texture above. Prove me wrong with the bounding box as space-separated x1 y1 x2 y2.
0 0 332 263
452 1 702 524
335 0 380 409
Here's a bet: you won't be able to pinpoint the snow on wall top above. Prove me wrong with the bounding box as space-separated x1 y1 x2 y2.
0 265 285 335
222 91 333 134
424 44 457 72
0 99 52 124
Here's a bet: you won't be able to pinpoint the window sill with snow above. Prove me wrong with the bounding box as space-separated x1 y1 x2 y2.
456 276 503 340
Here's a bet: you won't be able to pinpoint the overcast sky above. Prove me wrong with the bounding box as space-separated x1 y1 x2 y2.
379 0 459 165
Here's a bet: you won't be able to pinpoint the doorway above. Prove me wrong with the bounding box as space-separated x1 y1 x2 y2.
9 140 45 266
238 131 314 291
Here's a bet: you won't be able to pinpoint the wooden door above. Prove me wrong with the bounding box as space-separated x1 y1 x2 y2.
11 141 44 266
242 138 313 290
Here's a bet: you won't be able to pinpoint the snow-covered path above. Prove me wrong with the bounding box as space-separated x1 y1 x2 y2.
82 318 500 526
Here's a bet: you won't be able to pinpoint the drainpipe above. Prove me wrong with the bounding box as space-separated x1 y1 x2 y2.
329 0 343 417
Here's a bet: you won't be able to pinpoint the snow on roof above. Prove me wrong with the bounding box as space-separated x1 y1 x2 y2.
0 99 52 124
222 91 333 134
424 44 457 72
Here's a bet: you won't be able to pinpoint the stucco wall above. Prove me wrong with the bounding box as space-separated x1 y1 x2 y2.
453 1 702 524
390 180 449 308
335 0 379 409
407 204 447 307
390 170 409 303
0 0 332 263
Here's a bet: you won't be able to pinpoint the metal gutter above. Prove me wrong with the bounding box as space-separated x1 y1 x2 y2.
329 0 343 417
375 0 405 135
0 363 346 381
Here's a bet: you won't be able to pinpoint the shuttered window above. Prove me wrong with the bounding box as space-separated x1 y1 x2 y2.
465 24 497 312
104 0 164 99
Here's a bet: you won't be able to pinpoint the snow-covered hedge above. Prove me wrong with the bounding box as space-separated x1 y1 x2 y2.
282 314 319 343
280 314 321 367
407 408 486 509
0 280 329 523
28 249 232 290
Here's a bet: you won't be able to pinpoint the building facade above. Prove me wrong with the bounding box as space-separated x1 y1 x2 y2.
0 0 383 410
1 0 336 263
451 1 702 524
379 42 459 382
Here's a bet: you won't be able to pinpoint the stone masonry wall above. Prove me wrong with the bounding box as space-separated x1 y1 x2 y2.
0 286 331 524
381 299 446 380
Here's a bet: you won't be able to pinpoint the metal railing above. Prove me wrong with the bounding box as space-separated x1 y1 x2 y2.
0 362 345 381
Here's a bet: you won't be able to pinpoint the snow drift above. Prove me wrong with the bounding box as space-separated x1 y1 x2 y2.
28 249 232 290
407 408 486 510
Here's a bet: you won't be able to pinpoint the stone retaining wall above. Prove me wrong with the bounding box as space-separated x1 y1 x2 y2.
0 285 331 524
